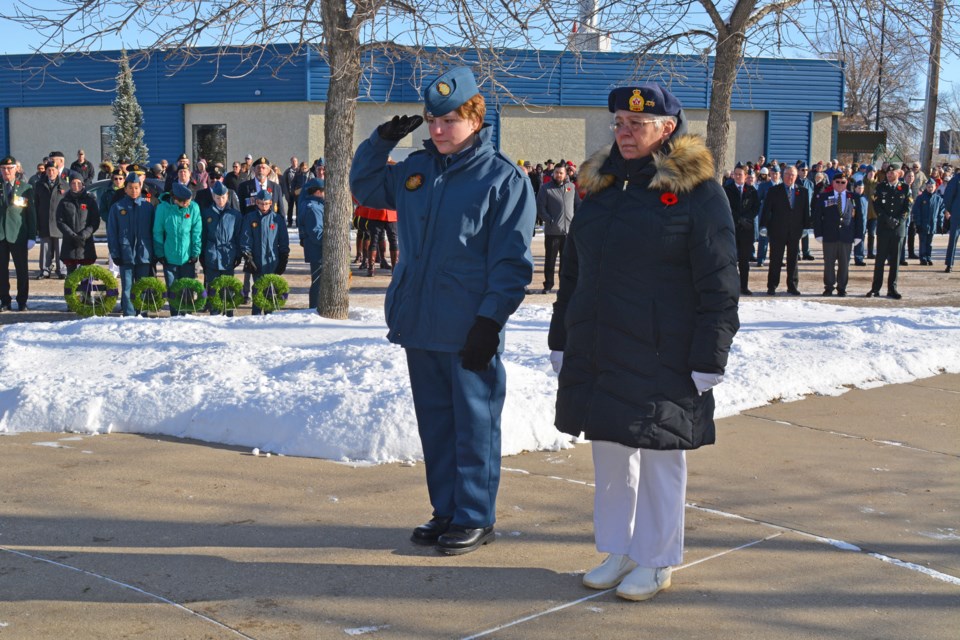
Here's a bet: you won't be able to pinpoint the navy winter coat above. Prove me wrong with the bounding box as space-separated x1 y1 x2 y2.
56 189 100 261
200 204 243 271
298 195 324 264
812 189 864 244
548 130 740 451
107 195 155 266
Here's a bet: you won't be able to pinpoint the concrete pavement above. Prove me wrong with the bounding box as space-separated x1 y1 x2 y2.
1 375 958 639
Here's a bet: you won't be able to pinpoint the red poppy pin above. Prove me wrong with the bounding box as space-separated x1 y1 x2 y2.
660 192 678 206
270 224 275 230
80 204 87 210
897 185 903 191
185 213 190 218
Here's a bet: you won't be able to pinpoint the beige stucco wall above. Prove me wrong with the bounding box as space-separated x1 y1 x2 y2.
8 105 113 169
811 112 835 164
730 110 766 166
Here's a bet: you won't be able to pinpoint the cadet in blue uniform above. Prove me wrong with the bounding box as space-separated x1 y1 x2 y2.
910 179 944 266
297 179 325 310
107 173 156 316
350 67 536 555
240 189 290 315
200 181 243 312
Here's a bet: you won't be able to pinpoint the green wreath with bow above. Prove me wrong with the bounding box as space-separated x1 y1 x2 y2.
252 274 289 313
168 277 206 315
63 265 119 318
131 277 167 314
207 275 244 313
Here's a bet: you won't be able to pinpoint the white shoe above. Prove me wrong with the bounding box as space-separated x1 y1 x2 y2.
616 566 672 601
582 554 638 590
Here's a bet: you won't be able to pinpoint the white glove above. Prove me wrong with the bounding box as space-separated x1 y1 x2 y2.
26 239 36 251
549 350 563 374
853 238 862 246
759 227 768 237
804 228 814 238
691 371 724 395
815 236 823 243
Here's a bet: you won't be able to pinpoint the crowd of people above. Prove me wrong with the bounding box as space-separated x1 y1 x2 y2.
719 156 957 298
0 150 327 314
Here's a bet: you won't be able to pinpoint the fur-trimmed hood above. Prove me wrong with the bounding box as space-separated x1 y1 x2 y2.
578 134 716 196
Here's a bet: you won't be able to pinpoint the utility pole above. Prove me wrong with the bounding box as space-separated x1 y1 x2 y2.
876 5 886 131
921 0 944 171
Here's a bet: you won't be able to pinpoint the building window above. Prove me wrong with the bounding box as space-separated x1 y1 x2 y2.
192 124 227 168
100 125 115 164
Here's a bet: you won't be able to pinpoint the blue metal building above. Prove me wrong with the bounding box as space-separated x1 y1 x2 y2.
0 46 843 166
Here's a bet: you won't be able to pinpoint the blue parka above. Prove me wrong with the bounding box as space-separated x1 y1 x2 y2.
107 195 155 266
298 195 324 264
350 125 535 352
910 190 945 235
240 209 290 274
200 204 243 270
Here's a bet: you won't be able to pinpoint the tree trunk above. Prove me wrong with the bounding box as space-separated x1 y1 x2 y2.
705 29 746 181
317 0 362 319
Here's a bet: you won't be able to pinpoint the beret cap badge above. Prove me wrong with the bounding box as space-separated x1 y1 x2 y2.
436 82 451 96
629 90 646 112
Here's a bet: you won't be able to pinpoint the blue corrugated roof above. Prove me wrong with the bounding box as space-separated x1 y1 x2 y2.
142 104 184 165
0 108 8 157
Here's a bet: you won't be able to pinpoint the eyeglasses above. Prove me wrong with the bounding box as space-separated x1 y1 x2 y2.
112 176 125 181
833 180 847 184
611 120 658 132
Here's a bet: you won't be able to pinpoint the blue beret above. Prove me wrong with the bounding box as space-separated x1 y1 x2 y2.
425 67 480 117
171 182 192 200
797 162 809 170
68 170 84 182
124 172 140 184
210 181 228 196
305 178 325 192
255 189 273 202
608 84 682 116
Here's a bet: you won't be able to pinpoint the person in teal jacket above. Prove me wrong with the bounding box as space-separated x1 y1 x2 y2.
107 174 155 316
297 179 325 310
350 66 535 555
240 189 289 315
153 182 202 315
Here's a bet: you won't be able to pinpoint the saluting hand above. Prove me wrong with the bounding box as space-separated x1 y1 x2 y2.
378 115 424 142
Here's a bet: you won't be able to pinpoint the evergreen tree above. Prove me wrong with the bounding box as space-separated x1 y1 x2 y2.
109 50 149 164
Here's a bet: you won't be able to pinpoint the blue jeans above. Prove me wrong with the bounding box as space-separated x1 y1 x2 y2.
308 260 323 309
119 264 152 316
163 262 197 316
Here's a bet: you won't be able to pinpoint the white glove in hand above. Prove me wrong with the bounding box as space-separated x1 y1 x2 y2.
815 237 823 243
549 350 563 374
759 227 768 237
853 238 862 246
691 371 724 395
804 228 814 238
26 239 36 251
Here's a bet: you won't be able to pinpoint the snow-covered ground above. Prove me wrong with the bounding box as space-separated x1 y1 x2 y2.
2 301 958 463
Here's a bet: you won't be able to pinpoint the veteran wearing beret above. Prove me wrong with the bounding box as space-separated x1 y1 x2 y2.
239 187 290 315
0 155 38 311
108 173 156 316
351 66 536 555
548 84 739 601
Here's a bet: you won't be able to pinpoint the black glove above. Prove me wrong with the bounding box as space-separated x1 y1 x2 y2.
377 115 424 142
233 254 243 268
459 316 502 371
275 253 288 276
188 255 198 265
243 252 258 274
198 254 206 268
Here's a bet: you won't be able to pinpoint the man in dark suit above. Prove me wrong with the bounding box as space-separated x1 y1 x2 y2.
724 165 761 295
759 165 810 295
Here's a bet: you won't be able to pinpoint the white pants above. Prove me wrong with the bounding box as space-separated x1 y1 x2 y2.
592 441 687 568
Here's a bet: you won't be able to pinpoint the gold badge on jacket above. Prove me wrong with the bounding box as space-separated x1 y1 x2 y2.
405 173 424 191
120 209 127 216
12 195 27 208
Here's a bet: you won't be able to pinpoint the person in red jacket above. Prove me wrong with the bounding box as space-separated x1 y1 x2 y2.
360 202 398 276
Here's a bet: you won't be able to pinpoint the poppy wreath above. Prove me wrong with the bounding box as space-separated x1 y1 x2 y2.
168 277 207 314
63 265 119 318
131 277 167 314
252 274 290 313
207 275 244 313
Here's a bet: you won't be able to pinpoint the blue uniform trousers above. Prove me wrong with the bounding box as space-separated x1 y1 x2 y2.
946 225 960 267
405 348 506 529
119 264 152 316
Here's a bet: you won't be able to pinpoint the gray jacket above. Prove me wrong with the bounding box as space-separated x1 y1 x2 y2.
536 179 580 235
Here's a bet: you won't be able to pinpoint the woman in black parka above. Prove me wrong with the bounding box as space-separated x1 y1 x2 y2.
548 84 739 601
56 172 101 274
